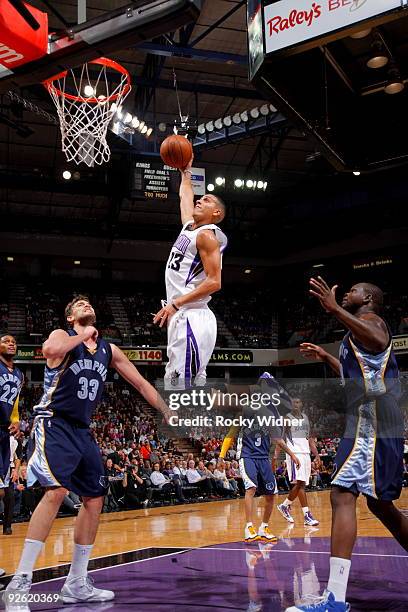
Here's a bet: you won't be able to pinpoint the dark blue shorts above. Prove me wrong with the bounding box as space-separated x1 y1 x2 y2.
27 417 107 498
0 427 10 488
238 457 278 495
332 435 404 501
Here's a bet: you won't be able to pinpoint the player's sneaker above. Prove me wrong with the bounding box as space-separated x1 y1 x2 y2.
244 524 259 542
277 502 294 523
285 590 350 611
304 511 319 526
4 573 32 611
61 575 115 603
257 525 278 542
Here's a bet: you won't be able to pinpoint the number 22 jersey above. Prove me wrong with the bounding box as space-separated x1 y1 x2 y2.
0 361 23 426
165 220 227 307
33 329 111 426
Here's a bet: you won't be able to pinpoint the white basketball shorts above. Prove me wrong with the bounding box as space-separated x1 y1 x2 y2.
164 307 217 390
286 453 312 485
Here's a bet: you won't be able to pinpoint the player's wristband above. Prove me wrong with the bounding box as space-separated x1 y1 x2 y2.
172 302 179 311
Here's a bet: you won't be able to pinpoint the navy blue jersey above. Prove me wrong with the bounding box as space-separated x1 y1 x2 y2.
0 361 23 426
236 372 288 460
339 327 402 438
34 330 112 426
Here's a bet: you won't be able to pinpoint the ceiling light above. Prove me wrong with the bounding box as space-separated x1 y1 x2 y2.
240 111 249 122
84 85 95 96
141 125 148 134
206 121 214 132
207 183 215 192
234 179 243 188
259 104 269 116
197 124 206 135
62 170 71 180
124 112 132 124
367 40 388 69
158 122 167 132
131 116 140 129
312 263 325 268
250 107 260 119
246 179 254 188
138 121 146 131
232 113 241 124
257 181 264 189
146 127 153 137
215 177 225 186
269 103 277 113
223 116 232 127
6 256 14 262
263 182 268 190
74 260 81 265
244 269 251 274
350 28 371 39
214 118 223 130
385 68 404 94
353 171 361 176
110 102 118 113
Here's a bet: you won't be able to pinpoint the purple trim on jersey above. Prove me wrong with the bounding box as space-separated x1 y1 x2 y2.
185 319 200 385
291 460 296 481
185 253 204 286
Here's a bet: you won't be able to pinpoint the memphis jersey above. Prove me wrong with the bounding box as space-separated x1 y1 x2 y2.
33 330 111 427
165 221 227 306
0 362 23 426
236 373 287 460
284 412 310 454
339 329 402 436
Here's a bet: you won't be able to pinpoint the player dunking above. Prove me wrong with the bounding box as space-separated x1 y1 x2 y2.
153 155 227 389
0 335 23 576
277 396 320 526
6 296 169 609
285 279 408 612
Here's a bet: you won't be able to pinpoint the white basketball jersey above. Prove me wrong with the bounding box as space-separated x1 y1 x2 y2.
285 412 310 454
165 220 227 307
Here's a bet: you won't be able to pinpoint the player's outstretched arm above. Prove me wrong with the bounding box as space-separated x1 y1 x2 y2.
299 342 341 375
179 155 194 225
110 344 170 422
309 276 388 352
42 327 97 360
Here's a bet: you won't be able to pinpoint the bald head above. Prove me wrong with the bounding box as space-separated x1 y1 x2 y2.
357 283 384 313
342 282 384 315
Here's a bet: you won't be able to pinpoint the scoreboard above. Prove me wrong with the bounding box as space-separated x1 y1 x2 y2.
131 161 179 200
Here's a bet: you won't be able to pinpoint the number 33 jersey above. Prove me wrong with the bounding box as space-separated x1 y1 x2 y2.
165 220 228 307
0 361 23 426
34 329 112 426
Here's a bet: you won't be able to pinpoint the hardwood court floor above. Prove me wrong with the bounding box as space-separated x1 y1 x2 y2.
1 489 407 575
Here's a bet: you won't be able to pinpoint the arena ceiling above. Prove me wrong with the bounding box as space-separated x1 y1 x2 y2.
1 0 408 266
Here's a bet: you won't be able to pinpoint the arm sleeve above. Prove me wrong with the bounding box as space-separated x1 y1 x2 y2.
10 395 20 423
219 425 240 458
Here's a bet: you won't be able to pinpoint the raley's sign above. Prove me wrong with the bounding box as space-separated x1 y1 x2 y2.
264 0 404 55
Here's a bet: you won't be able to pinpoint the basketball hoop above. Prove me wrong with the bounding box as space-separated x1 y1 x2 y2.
43 58 131 167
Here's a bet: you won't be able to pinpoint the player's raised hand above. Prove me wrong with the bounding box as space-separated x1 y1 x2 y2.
309 276 339 313
299 342 328 362
82 326 98 342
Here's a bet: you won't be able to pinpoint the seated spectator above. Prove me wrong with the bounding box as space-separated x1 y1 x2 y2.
139 460 152 479
275 462 290 491
214 460 237 497
186 460 217 499
123 464 151 508
150 462 186 503
172 458 186 479
226 460 244 495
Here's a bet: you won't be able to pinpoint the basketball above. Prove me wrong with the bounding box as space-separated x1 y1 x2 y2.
160 135 193 169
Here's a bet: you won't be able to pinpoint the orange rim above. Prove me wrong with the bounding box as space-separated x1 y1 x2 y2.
42 57 131 103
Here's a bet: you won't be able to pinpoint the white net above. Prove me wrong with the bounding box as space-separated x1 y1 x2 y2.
44 59 131 167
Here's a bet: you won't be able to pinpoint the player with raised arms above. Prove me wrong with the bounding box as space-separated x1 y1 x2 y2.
153 155 227 389
285 279 408 612
6 296 170 609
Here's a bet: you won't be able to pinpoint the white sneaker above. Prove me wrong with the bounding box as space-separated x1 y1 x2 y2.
244 524 259 542
277 502 295 523
303 510 319 526
4 573 32 611
257 524 278 542
61 575 114 603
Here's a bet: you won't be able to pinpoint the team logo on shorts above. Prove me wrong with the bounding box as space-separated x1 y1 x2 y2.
171 370 181 386
265 482 275 491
